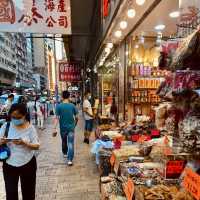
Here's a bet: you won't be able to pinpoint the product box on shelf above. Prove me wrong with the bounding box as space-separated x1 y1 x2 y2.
110 146 141 175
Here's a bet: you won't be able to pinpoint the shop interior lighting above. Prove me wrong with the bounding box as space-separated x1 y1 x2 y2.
105 47 111 54
157 32 163 38
125 51 129 56
120 21 128 30
115 30 122 38
139 36 145 44
127 9 136 18
154 24 166 30
136 0 146 6
169 11 180 18
135 44 139 48
107 43 113 49
99 62 103 66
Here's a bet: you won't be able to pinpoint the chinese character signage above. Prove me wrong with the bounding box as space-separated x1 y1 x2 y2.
0 0 71 34
59 61 81 82
183 167 200 200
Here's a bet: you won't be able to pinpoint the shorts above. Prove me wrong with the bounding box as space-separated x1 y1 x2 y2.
85 119 93 132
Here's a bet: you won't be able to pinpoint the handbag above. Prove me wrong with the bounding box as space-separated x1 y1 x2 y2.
0 122 11 161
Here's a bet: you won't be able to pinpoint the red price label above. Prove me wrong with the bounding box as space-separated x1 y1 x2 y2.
166 160 186 179
183 168 200 200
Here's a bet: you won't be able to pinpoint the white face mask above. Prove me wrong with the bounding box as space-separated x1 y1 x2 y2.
88 95 91 100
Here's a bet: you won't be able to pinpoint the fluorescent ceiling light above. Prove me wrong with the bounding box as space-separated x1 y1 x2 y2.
115 30 122 38
107 43 113 49
136 0 146 6
169 11 180 18
120 21 128 29
127 9 136 18
155 24 165 30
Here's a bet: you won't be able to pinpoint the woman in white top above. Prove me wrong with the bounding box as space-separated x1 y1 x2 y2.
0 103 40 200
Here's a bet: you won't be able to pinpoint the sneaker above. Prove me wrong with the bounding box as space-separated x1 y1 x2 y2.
67 161 73 166
63 154 67 158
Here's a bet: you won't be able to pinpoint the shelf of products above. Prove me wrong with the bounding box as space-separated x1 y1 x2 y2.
131 63 169 78
132 89 160 104
93 27 200 200
130 78 163 89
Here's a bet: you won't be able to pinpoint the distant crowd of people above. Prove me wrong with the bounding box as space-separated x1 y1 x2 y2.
0 90 94 200
0 89 119 200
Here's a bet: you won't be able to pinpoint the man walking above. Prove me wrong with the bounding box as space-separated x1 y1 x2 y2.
53 91 78 166
83 92 93 144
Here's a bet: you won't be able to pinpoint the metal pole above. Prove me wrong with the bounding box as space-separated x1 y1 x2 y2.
53 35 59 104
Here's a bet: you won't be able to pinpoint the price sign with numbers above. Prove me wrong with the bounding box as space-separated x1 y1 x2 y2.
183 168 200 200
123 178 134 200
166 160 186 179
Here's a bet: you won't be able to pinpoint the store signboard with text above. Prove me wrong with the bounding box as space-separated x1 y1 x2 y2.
0 0 71 34
59 61 81 82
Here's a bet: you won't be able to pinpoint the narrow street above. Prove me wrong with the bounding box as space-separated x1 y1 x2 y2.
0 116 100 200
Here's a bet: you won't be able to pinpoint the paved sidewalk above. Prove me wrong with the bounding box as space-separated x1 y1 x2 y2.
0 117 100 200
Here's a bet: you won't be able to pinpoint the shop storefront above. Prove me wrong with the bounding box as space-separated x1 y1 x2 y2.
94 0 200 199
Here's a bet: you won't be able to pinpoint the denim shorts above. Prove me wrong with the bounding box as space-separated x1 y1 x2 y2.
85 119 93 132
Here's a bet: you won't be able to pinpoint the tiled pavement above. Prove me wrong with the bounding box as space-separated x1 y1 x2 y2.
0 117 100 200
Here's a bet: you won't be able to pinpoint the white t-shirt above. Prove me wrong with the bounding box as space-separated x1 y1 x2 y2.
0 123 40 167
83 99 93 120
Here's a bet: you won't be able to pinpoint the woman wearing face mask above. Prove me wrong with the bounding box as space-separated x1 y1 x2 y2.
0 103 40 200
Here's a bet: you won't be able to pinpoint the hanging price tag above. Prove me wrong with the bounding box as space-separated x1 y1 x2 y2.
183 168 200 200
123 178 134 200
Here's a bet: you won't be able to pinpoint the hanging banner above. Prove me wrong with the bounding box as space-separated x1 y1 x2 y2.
0 0 71 34
59 61 81 82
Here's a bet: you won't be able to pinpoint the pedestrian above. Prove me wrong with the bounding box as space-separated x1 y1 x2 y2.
27 97 35 124
0 103 40 200
110 97 118 123
34 97 45 130
83 92 93 144
53 91 78 166
4 94 14 113
70 94 77 105
48 99 55 116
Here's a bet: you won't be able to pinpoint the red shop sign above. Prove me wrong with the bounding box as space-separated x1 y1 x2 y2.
59 61 81 82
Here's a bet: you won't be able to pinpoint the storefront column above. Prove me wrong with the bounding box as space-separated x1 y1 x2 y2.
118 42 126 121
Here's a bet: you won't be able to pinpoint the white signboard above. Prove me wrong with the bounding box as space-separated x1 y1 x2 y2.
0 0 71 34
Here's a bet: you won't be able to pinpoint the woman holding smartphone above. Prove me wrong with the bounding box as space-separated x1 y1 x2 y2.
0 103 40 200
